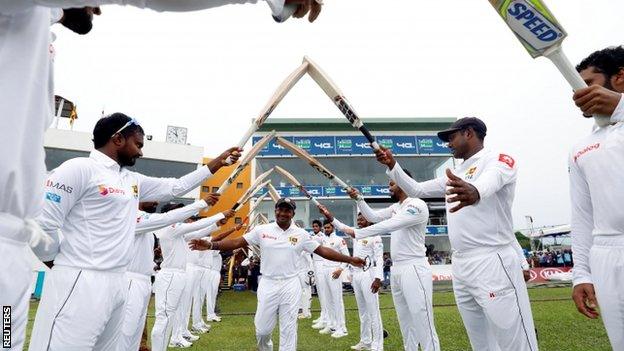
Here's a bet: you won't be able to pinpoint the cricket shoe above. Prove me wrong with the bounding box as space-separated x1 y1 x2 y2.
311 322 325 330
169 339 192 348
331 330 348 339
350 342 372 350
312 317 321 324
191 325 211 334
298 313 312 319
182 333 199 342
319 326 335 335
207 315 222 322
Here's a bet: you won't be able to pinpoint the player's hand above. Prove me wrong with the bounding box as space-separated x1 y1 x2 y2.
235 223 244 231
188 238 212 251
222 209 235 219
371 278 382 293
573 85 621 118
572 283 599 319
522 270 531 282
332 268 343 279
445 169 480 213
346 188 361 201
203 193 220 206
342 227 355 238
318 204 334 222
374 146 396 169
207 147 243 172
350 257 365 268
286 0 322 22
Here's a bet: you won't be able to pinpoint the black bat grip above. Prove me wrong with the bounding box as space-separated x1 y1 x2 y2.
359 126 379 150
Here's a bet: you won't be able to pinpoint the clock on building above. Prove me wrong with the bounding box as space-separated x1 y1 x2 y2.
166 125 188 144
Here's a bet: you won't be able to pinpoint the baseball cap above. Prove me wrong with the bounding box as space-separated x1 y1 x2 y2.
437 117 487 142
275 197 296 210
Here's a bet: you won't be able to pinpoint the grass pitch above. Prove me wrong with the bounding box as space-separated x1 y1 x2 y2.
26 285 610 350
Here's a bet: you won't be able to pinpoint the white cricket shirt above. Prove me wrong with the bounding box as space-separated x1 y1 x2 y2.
33 150 213 270
321 232 349 269
157 213 223 271
570 96 624 285
129 200 207 276
332 218 384 279
388 149 518 253
243 222 320 279
311 231 326 263
354 198 428 266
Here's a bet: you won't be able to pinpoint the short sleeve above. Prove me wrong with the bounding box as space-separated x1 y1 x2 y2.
243 227 260 246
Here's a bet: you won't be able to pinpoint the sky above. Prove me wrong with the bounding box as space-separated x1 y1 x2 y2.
50 0 624 230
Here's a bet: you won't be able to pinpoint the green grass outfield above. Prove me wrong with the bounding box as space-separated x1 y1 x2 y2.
25 285 611 350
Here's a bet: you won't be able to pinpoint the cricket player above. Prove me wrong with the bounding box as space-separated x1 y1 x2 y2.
153 206 233 350
189 197 365 351
570 46 624 350
317 220 349 338
342 177 439 351
374 117 538 351
205 243 224 322
297 249 314 319
0 1 320 347
319 206 384 351
310 219 330 330
28 113 240 350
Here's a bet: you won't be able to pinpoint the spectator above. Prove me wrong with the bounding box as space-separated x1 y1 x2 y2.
383 253 392 288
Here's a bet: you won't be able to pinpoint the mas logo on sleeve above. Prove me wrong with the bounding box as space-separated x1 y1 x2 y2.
498 154 515 168
45 180 73 194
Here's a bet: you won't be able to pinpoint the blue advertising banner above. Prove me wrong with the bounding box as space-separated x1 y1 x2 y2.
257 185 390 198
253 136 293 156
376 135 418 155
416 136 450 154
335 136 374 155
293 136 336 155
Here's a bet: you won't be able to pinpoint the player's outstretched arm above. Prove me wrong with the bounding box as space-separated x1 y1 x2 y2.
189 236 248 252
211 223 244 242
314 246 364 267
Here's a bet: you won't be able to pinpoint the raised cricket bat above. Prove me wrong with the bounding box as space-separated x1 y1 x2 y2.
274 165 321 206
304 56 380 150
266 183 281 203
275 136 363 200
248 192 269 215
225 62 309 164
488 0 610 127
217 130 276 194
258 213 270 224
232 180 270 211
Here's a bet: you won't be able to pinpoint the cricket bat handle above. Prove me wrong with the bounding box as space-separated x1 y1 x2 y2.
359 126 380 150
332 177 364 201
273 3 298 23
225 123 258 165
546 47 611 127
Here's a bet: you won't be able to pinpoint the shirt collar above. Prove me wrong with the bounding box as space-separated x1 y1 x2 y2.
273 221 296 234
90 149 121 172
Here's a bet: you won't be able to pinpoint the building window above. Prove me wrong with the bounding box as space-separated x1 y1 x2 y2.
212 187 219 193
235 217 242 224
201 186 210 192
236 182 243 189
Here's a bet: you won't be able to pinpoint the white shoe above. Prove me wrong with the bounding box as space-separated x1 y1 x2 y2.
331 330 348 338
319 326 334 334
169 339 192 348
303 313 312 319
351 342 372 350
311 322 325 330
298 313 306 319
182 333 199 342
312 317 321 324
207 315 222 322
192 325 211 334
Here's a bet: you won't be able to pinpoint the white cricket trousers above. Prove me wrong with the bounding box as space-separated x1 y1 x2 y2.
590 235 624 350
255 276 301 351
313 260 329 324
118 272 152 351
191 267 209 329
150 269 186 351
452 244 538 351
0 237 32 351
298 270 312 315
391 258 440 351
172 264 201 341
205 268 220 319
352 269 383 351
29 266 128 351
321 266 346 332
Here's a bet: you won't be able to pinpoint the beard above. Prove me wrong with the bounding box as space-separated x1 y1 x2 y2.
118 153 138 167
390 193 399 202
61 8 93 34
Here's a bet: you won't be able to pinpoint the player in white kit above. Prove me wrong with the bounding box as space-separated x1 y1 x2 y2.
374 117 538 351
189 198 365 351
29 114 240 350
319 206 384 351
318 220 350 338
570 46 624 350
152 205 233 350
310 219 330 330
343 176 439 351
297 249 314 319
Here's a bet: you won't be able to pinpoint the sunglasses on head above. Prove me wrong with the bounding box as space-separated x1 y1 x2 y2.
111 118 140 139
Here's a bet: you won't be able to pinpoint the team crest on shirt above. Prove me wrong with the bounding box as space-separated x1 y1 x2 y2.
288 236 299 246
131 184 139 198
464 166 477 180
360 239 368 245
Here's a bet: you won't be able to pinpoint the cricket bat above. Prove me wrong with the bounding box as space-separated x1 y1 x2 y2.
231 168 274 211
274 165 321 206
225 62 309 164
304 56 380 149
488 0 610 127
275 136 363 200
266 183 281 203
217 130 276 194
